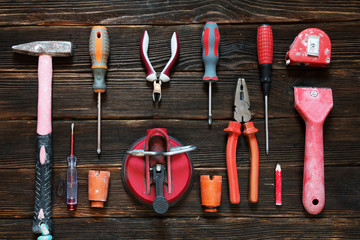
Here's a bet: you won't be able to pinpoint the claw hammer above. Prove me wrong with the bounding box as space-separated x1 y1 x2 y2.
12 41 73 234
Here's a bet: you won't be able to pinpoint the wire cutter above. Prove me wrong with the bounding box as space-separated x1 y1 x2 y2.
140 30 179 102
224 78 259 204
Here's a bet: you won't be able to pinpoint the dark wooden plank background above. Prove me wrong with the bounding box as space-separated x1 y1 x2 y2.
0 1 359 239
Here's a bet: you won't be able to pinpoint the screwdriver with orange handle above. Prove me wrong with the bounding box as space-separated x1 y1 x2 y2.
89 26 110 155
224 78 259 204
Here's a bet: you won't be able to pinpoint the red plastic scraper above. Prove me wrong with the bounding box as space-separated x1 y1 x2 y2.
294 87 333 215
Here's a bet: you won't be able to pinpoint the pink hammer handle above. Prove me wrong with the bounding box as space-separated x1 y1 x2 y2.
303 121 325 214
37 55 52 135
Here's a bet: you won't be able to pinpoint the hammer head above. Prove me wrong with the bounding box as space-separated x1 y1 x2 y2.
12 41 73 57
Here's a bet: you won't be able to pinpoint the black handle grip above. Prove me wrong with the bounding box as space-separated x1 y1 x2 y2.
32 133 53 234
152 164 169 214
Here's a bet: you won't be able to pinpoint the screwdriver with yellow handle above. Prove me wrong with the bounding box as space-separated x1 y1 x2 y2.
89 26 110 154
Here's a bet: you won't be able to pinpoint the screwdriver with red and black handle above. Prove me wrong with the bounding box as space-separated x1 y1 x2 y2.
202 21 220 125
257 25 273 155
89 26 110 155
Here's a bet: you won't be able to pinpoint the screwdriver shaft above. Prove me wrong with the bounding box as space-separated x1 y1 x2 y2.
265 95 269 155
97 92 101 155
208 82 212 125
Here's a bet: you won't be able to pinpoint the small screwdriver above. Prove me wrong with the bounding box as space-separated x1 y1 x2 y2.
67 123 77 211
257 25 273 155
89 26 110 154
202 21 220 125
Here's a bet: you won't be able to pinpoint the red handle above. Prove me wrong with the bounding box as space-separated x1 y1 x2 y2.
303 121 325 214
257 25 273 65
224 121 241 204
243 122 259 203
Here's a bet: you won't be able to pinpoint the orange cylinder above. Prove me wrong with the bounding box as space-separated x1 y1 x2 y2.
88 170 110 208
200 175 222 212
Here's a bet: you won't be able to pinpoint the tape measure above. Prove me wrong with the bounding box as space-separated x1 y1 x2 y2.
285 28 331 67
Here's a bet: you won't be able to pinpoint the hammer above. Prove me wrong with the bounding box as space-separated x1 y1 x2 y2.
12 41 73 234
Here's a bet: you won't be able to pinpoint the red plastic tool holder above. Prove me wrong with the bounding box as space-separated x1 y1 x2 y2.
122 137 193 207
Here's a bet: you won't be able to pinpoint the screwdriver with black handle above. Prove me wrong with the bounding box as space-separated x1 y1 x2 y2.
202 21 220 125
257 25 273 155
89 26 110 154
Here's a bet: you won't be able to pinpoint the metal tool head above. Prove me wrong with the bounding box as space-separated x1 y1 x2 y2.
234 78 252 123
152 80 162 102
12 41 73 57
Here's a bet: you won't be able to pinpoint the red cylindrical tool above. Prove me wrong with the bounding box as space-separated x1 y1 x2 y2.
257 24 273 156
200 175 222 212
275 163 282 206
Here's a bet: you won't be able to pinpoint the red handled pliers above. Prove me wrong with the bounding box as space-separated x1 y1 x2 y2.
140 31 179 102
225 78 259 204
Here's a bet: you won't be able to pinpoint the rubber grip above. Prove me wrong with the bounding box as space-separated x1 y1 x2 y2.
159 32 179 83
243 122 259 203
37 55 52 135
140 30 157 82
202 21 220 82
257 25 273 65
33 133 53 234
224 121 241 204
90 26 110 92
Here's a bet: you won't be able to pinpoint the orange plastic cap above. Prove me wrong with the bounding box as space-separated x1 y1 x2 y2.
88 170 110 208
200 175 222 212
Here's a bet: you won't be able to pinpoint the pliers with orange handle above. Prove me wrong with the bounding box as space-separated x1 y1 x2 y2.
224 78 259 204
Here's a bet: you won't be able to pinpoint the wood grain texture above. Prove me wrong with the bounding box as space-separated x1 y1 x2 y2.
2 22 359 72
0 217 359 240
0 69 359 120
0 119 358 169
0 0 359 26
1 1 360 239
0 166 359 219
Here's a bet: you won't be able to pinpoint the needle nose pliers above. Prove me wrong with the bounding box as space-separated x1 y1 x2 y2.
140 30 179 102
224 78 259 204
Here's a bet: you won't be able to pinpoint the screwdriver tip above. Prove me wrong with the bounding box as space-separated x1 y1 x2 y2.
208 116 212 125
97 148 101 155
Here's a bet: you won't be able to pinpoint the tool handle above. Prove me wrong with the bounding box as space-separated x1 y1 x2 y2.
257 25 273 96
33 134 53 234
37 55 52 135
90 26 110 92
224 121 241 204
202 21 220 82
140 30 157 82
66 156 78 209
159 32 179 83
303 122 325 215
243 122 259 203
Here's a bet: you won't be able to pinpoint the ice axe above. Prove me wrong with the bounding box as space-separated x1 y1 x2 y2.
12 41 73 234
294 87 333 215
